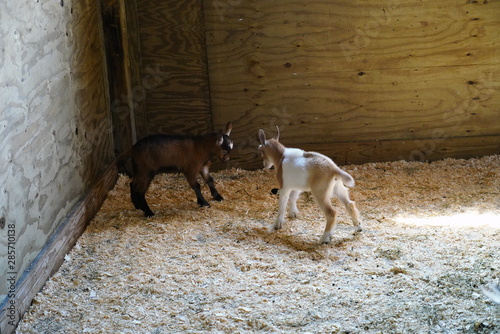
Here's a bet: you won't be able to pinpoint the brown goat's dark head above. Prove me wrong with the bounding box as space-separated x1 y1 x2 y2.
215 122 233 161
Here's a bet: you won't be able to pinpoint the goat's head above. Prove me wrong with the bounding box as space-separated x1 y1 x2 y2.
258 127 283 169
215 122 233 161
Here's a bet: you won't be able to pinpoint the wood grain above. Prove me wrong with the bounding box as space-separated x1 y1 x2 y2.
102 0 136 157
205 0 499 71
212 65 499 139
135 0 212 137
204 0 500 169
122 0 147 140
72 0 115 182
219 134 500 171
0 0 115 330
0 164 117 334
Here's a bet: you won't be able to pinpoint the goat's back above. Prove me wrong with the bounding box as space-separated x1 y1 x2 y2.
281 148 310 189
282 148 354 189
281 149 331 189
132 134 206 172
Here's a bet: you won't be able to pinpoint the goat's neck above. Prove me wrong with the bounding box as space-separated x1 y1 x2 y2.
195 133 219 157
268 141 286 167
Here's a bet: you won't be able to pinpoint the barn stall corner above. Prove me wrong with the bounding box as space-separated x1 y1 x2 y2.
1 0 500 333
16 155 500 333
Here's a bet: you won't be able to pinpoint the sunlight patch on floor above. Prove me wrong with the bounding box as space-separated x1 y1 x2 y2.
397 211 500 229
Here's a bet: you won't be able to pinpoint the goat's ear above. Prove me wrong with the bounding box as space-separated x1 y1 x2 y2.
216 130 224 146
275 125 280 141
258 129 266 145
224 122 232 136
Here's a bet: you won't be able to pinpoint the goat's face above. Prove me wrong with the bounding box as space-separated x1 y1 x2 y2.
215 122 233 162
258 128 282 169
258 143 274 169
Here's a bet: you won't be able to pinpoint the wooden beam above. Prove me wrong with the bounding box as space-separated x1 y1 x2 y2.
0 164 118 334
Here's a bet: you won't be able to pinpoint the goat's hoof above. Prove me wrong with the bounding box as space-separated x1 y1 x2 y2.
144 211 155 218
288 212 298 219
199 202 210 207
319 234 332 244
354 226 363 233
213 194 224 201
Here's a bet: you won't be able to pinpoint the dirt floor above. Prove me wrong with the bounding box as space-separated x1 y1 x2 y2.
17 155 500 334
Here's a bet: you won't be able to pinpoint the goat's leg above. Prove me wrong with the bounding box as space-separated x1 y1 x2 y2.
312 189 338 244
130 172 155 217
185 170 210 207
287 190 301 218
274 188 291 230
318 202 337 244
334 183 362 232
200 165 223 201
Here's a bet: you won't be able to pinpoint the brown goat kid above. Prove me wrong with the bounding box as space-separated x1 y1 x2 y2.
128 122 233 217
258 127 361 244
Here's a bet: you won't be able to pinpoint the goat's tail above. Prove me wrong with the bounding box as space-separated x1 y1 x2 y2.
115 149 132 169
337 168 355 188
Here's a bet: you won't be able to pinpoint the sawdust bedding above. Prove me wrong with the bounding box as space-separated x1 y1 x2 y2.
17 155 500 334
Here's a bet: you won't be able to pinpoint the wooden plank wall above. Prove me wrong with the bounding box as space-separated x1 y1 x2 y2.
122 0 143 145
135 0 212 137
1 0 114 331
102 0 135 156
204 0 500 169
0 165 117 334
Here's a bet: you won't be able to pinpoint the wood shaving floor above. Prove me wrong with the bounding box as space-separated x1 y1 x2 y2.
17 155 500 333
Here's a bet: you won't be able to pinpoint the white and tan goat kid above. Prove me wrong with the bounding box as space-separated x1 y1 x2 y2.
258 128 361 244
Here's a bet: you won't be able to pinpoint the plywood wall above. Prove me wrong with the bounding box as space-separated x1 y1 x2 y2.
204 0 500 169
135 0 212 137
0 0 112 315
